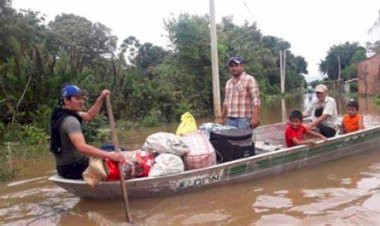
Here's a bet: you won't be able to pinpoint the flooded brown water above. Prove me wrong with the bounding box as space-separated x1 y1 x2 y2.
2 94 380 225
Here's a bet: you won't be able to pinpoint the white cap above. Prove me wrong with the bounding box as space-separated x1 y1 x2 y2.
315 84 328 93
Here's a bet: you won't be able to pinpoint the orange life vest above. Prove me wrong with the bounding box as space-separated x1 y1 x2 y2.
342 113 362 133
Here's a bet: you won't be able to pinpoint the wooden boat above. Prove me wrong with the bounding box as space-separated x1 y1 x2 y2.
49 122 380 199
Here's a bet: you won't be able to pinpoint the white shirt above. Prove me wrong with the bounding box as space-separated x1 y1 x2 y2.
304 96 338 129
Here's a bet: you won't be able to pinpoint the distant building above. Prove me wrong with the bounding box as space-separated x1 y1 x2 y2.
358 54 380 95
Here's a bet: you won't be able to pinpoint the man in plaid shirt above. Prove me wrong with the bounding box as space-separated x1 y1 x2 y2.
219 56 261 129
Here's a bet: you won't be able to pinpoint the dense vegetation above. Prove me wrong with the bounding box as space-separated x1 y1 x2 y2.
0 3 308 130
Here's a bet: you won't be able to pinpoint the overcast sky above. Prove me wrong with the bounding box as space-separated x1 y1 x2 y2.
13 0 380 81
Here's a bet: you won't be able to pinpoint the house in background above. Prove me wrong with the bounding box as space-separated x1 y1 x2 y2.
358 54 380 95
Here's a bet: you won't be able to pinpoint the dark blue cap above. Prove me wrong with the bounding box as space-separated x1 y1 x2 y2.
228 56 244 65
61 85 84 98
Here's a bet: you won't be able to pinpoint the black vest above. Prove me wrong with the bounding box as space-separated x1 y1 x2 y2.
50 107 82 154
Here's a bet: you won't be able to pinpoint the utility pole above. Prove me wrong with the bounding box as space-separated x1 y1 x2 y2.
337 56 341 81
209 0 221 119
279 50 286 94
336 56 342 91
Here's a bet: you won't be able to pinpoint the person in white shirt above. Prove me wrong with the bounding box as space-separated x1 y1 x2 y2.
303 84 338 138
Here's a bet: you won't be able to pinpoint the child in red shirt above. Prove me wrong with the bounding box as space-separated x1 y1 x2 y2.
285 110 327 147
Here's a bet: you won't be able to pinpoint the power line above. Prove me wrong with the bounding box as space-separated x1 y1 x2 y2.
241 0 256 23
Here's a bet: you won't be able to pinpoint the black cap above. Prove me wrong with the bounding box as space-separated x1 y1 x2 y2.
228 56 244 65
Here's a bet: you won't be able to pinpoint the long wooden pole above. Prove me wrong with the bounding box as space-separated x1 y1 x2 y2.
337 56 341 81
280 50 286 94
283 50 286 89
106 95 132 222
209 0 221 120
279 50 284 94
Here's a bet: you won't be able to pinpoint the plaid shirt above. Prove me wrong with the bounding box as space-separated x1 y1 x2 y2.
223 72 260 118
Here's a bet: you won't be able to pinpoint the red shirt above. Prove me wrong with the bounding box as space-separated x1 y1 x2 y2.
285 124 308 147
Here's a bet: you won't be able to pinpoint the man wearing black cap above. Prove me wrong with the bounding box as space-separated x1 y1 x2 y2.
219 56 261 129
50 85 125 179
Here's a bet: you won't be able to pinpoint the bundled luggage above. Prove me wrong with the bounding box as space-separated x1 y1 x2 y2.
82 114 258 187
180 131 216 170
106 150 155 180
142 132 189 156
210 128 255 163
82 158 108 187
148 153 185 177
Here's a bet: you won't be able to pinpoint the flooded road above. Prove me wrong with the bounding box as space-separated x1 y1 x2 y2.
2 94 380 225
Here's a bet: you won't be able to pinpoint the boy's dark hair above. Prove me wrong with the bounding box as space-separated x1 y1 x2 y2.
289 110 303 121
347 100 359 110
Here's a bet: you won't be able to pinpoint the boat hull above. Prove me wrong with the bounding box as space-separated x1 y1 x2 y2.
49 125 380 199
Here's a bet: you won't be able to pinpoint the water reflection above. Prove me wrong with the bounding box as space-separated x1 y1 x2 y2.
252 150 380 225
281 98 286 122
2 94 380 225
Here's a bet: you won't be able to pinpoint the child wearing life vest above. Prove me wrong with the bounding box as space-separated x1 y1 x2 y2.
285 110 327 147
342 100 364 134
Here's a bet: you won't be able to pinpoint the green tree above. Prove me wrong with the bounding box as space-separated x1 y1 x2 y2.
0 5 311 129
0 9 55 125
218 18 307 94
48 14 117 75
164 14 214 114
319 42 366 80
133 43 168 79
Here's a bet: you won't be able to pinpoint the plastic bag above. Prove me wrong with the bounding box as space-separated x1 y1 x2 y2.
148 153 185 177
142 132 189 156
122 150 155 178
176 112 197 136
106 150 155 180
199 122 237 139
82 157 108 187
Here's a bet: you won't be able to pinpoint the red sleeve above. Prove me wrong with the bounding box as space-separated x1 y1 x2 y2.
285 126 294 147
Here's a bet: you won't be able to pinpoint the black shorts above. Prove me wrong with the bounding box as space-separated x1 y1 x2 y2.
317 124 336 138
56 158 89 179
